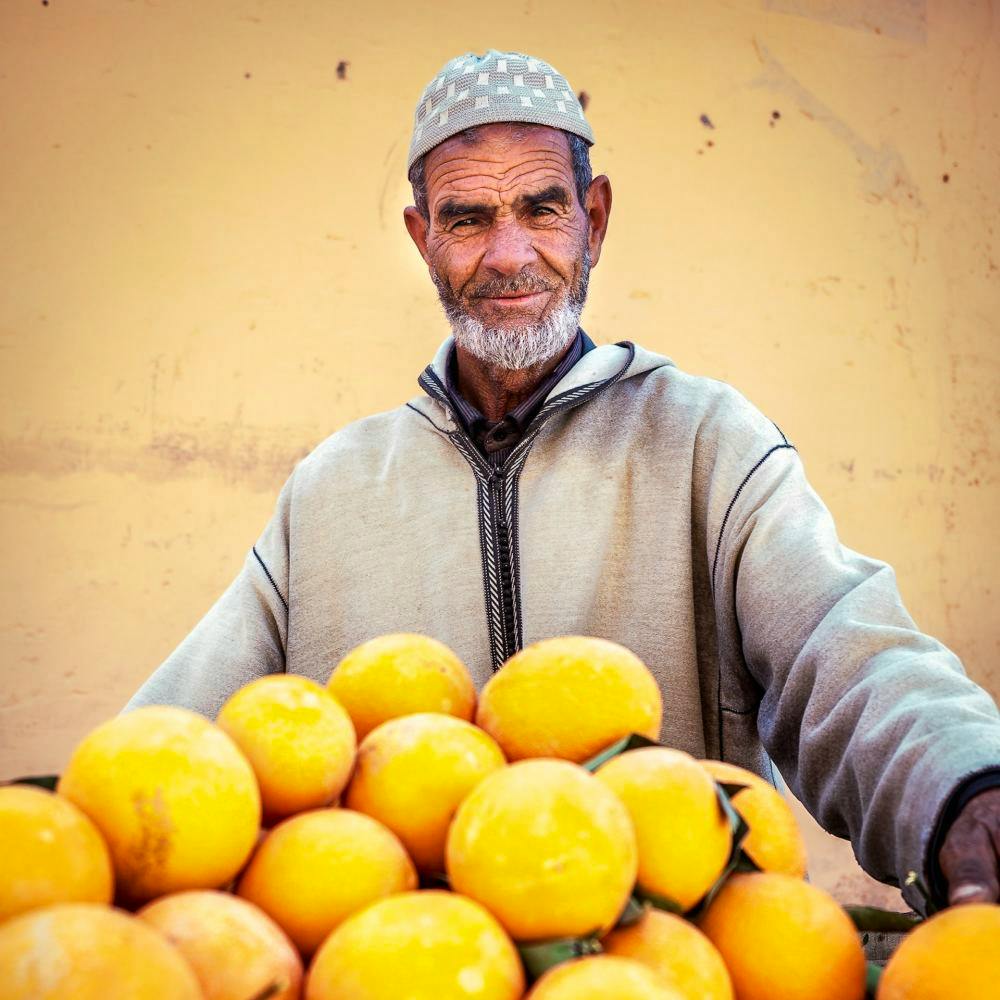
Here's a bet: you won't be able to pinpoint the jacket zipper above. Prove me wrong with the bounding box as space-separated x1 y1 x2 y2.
418 343 637 672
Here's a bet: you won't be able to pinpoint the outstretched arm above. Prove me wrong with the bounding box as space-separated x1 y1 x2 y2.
710 410 1000 913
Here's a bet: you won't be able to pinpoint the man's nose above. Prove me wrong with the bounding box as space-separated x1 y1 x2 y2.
480 219 538 276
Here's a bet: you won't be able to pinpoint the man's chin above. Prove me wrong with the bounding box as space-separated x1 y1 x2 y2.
464 301 549 330
453 322 576 372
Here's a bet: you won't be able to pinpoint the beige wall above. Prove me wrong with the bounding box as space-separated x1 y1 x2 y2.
1 0 997 907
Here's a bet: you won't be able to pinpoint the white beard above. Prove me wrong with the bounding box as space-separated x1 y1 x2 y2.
445 295 584 371
430 248 591 372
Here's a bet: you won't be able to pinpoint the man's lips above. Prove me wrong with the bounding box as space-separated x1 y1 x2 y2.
477 291 549 305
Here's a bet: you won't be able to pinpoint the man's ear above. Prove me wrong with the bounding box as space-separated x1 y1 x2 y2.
403 206 431 265
583 175 612 268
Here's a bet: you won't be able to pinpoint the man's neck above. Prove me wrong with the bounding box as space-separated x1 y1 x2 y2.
454 337 576 423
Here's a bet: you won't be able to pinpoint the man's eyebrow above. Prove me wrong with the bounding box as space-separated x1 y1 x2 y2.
517 184 572 210
435 199 495 225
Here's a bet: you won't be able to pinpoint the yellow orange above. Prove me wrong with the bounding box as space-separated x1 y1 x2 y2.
57 706 260 904
878 903 1000 999
603 907 734 999
476 636 662 763
596 748 731 911
526 955 684 999
0 783 113 922
446 758 637 941
327 633 475 739
698 873 866 1000
345 712 505 873
217 674 357 824
0 902 202 999
699 759 808 878
139 890 302 1000
237 808 417 957
306 891 524 1000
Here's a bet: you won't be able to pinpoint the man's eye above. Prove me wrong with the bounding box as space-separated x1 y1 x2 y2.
452 218 478 230
532 206 554 217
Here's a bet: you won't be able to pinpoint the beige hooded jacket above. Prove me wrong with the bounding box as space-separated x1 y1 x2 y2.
126 338 1000 912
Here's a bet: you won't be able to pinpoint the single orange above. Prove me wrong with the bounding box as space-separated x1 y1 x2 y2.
476 636 662 763
345 712 505 873
526 955 685 999
0 783 113 922
306 891 524 1000
603 907 733 999
0 902 202 999
698 872 866 1000
237 808 417 957
878 902 1000 999
217 674 356 824
327 634 475 739
446 758 637 941
699 759 808 878
139 890 302 1000
57 706 261 904
596 748 731 911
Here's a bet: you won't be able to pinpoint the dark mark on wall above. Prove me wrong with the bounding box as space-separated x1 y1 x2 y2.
769 110 781 129
337 61 349 80
700 114 715 129
577 91 590 111
244 72 252 79
942 173 950 183
707 140 714 148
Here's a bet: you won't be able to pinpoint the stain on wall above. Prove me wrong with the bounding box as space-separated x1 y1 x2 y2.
1 0 997 908
764 0 928 44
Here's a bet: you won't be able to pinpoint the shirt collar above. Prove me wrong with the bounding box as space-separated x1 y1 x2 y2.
443 328 588 439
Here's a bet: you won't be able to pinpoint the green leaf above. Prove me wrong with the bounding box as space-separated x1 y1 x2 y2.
517 934 603 982
580 733 661 773
845 906 922 934
865 961 883 998
717 781 750 799
614 895 648 928
681 780 753 920
731 848 763 874
633 885 685 915
9 775 59 791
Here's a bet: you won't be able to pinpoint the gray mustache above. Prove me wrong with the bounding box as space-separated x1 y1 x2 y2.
471 275 553 298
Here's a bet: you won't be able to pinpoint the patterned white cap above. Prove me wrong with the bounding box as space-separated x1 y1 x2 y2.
408 49 594 171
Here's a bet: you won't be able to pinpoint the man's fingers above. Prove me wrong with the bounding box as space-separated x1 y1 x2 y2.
949 882 995 905
941 820 1000 907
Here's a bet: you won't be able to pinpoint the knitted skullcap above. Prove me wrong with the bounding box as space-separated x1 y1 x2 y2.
408 49 594 171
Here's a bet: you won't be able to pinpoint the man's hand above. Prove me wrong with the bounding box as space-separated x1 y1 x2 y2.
938 787 1000 906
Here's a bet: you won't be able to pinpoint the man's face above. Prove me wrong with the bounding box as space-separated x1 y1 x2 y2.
405 124 609 370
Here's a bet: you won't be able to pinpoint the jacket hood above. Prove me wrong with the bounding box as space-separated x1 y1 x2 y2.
412 335 675 431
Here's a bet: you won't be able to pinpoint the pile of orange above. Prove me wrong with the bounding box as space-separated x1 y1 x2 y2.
1 633 996 999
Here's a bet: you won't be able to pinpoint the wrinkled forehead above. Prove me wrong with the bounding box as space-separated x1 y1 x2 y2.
423 123 575 201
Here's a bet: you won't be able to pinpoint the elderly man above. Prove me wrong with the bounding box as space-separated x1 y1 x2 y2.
127 50 1000 916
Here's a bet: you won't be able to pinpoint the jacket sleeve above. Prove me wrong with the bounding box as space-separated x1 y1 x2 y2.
710 407 1000 914
122 474 293 720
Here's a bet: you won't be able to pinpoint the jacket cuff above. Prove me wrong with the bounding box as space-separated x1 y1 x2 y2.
926 768 1000 908
897 722 1000 915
